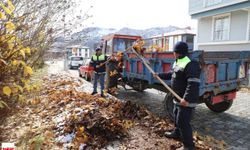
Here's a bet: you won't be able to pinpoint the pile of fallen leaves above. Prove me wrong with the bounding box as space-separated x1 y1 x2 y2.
24 74 147 149
40 75 170 149
51 92 145 148
0 73 224 149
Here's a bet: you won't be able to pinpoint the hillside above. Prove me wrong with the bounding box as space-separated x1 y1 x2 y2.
52 26 180 51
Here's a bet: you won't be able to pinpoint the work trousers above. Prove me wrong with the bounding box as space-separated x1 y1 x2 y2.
173 104 195 149
93 72 105 94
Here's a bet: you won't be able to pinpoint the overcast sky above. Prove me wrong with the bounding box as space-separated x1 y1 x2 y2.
80 0 197 30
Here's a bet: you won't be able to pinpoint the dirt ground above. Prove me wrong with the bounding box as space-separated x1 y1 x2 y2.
0 70 225 150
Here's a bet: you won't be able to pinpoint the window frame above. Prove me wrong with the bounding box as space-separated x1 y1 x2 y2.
212 13 231 41
247 10 250 41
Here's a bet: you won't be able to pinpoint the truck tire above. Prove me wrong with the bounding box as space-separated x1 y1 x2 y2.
132 84 146 92
163 93 174 121
205 100 233 113
129 80 146 92
78 70 82 78
86 74 91 82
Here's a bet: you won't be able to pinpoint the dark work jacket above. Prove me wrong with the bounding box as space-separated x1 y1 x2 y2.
90 54 108 73
158 56 201 104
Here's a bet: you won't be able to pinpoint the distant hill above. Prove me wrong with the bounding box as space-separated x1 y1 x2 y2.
52 26 180 52
116 26 180 38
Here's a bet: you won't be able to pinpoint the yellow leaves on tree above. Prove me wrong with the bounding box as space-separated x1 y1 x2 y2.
2 84 24 97
18 94 25 104
16 85 23 93
0 0 41 110
12 83 23 93
24 47 31 55
11 86 19 94
0 3 12 15
24 66 33 76
0 12 6 19
20 49 25 58
12 60 25 66
18 47 31 58
3 86 12 96
5 21 16 32
12 60 18 66
0 0 15 15
7 0 15 12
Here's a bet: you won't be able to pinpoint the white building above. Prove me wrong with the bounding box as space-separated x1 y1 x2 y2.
189 0 250 51
66 45 90 58
149 28 196 51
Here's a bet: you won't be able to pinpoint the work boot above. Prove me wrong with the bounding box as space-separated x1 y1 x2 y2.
91 92 97 95
101 92 105 97
176 146 195 150
164 131 181 140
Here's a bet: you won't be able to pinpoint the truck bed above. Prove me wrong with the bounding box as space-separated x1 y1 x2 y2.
123 50 250 96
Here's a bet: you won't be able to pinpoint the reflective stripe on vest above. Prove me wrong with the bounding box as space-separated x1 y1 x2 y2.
92 54 105 61
173 56 191 70
188 78 201 83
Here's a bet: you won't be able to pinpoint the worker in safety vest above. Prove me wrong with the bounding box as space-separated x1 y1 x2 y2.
153 42 201 150
90 47 108 97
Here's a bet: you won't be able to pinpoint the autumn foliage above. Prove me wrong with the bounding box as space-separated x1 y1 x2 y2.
0 0 88 109
0 0 63 109
0 0 34 108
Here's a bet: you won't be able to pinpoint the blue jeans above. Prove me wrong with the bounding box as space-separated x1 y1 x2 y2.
93 72 105 94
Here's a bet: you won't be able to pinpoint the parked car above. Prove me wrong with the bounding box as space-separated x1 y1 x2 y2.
69 56 84 69
78 58 94 81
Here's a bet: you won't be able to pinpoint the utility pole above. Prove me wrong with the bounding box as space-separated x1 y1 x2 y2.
63 5 68 71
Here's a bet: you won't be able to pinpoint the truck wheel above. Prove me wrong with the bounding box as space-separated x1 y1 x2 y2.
84 73 88 81
205 100 233 113
132 85 146 92
86 74 91 81
78 70 82 78
130 80 146 92
163 93 174 121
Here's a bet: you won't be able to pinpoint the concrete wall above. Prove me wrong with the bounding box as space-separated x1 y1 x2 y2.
198 43 250 51
197 10 250 51
230 10 248 41
197 17 213 43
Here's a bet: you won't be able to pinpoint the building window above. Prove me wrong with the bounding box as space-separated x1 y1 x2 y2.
164 37 169 51
85 49 88 57
78 48 82 56
204 0 222 7
155 38 162 47
213 15 230 41
106 40 112 55
173 35 181 45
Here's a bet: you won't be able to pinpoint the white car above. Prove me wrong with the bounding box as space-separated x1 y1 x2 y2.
68 56 84 69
